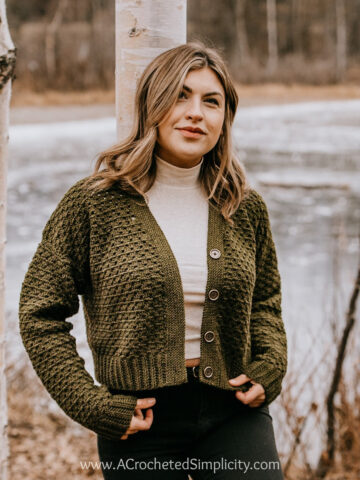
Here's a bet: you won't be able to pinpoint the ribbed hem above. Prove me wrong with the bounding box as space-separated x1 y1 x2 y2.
242 360 284 405
92 352 272 396
93 352 188 390
92 391 139 440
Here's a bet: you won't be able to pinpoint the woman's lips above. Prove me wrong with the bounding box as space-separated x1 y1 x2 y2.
177 128 204 138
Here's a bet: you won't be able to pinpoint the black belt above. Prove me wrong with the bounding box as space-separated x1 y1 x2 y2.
186 365 200 378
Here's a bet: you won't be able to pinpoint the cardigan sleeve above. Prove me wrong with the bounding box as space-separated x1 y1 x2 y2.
18 179 138 440
243 192 288 406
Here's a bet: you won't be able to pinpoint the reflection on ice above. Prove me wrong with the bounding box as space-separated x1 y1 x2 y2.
234 99 360 154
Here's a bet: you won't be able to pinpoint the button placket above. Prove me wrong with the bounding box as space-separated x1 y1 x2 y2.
201 247 222 384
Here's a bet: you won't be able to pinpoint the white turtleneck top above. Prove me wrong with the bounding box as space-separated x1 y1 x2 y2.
146 154 209 359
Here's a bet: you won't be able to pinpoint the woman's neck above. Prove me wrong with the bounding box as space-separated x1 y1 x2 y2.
153 153 203 188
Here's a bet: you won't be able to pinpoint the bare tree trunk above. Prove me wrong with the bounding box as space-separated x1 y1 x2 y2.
115 0 187 140
90 0 105 85
291 0 302 54
0 0 16 477
230 0 250 66
266 0 278 75
45 0 68 81
335 0 347 82
325 0 334 59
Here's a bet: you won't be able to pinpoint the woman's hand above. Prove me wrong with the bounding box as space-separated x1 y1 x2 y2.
120 398 156 440
228 375 265 408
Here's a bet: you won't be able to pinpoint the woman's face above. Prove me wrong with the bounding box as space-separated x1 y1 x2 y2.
156 67 226 168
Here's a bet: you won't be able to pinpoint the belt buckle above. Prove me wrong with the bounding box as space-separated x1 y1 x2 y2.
192 365 199 378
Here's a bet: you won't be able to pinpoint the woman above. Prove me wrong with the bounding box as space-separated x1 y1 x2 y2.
19 42 287 479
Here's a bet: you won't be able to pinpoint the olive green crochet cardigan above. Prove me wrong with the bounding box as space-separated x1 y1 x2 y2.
19 176 287 440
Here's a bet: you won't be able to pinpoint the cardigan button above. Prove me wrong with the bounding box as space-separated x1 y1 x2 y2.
203 366 213 378
208 289 219 301
204 331 215 342
209 248 221 259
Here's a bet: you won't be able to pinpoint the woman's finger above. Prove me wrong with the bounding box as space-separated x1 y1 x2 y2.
132 407 154 432
134 407 144 420
235 383 265 405
124 407 155 436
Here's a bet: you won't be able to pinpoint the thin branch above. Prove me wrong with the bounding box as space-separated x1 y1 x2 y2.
315 236 360 477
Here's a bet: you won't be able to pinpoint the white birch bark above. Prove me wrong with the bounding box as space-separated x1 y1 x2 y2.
115 0 187 140
0 0 15 477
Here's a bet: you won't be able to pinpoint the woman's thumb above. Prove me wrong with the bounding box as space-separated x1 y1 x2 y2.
136 397 156 409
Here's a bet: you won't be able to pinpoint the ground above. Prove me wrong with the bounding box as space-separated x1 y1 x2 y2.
7 83 360 480
9 83 360 125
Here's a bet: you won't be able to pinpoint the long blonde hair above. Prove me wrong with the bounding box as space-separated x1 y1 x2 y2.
84 41 250 225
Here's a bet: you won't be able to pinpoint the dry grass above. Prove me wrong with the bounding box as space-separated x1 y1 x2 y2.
10 87 116 108
235 83 360 106
10 83 360 109
7 363 103 480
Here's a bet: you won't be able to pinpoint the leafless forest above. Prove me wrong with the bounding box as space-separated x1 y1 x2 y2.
7 0 360 91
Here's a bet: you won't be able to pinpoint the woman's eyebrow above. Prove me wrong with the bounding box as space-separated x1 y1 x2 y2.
182 84 224 98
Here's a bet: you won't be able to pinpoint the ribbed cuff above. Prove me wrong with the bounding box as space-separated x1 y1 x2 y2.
242 360 284 406
90 388 138 440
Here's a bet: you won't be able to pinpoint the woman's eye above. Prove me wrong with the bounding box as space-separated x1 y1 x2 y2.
177 92 219 105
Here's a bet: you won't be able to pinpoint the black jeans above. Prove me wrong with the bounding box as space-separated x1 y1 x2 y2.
97 367 284 479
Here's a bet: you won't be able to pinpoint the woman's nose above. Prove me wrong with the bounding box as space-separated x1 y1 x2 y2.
185 99 203 120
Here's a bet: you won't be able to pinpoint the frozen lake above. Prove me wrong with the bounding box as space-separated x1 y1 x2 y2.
6 100 360 463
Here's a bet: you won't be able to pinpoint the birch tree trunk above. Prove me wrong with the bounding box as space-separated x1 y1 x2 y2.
266 0 278 75
0 0 16 477
115 0 187 140
335 0 347 82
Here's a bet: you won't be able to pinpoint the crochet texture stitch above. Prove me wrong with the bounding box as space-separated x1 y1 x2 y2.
19 176 287 440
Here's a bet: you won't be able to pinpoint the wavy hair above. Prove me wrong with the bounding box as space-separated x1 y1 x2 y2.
84 41 250 225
